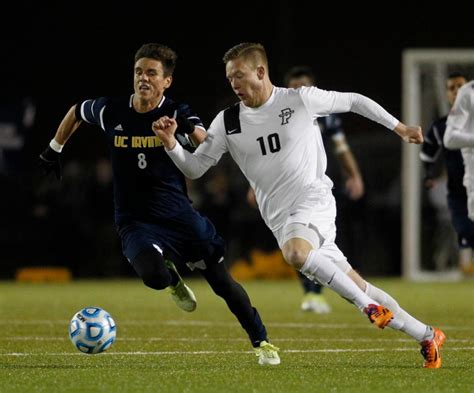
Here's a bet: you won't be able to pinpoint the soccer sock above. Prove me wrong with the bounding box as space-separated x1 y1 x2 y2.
201 261 267 346
300 249 375 310
365 282 429 341
298 271 322 293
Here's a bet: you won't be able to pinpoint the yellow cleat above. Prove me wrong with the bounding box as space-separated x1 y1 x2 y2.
254 341 280 365
165 260 197 312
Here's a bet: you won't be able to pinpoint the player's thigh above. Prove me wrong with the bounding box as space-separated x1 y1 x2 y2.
117 222 165 262
174 211 226 269
276 221 351 273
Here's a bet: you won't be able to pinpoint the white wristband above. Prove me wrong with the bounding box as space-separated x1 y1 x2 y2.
49 138 64 153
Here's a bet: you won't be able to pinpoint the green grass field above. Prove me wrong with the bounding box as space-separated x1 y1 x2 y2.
1 278 473 392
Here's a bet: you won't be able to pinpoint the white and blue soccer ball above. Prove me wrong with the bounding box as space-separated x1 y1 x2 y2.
69 306 116 354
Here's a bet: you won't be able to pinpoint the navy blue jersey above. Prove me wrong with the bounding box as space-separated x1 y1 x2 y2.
75 95 204 225
420 115 466 200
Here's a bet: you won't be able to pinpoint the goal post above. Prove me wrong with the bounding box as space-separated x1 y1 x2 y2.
401 49 474 280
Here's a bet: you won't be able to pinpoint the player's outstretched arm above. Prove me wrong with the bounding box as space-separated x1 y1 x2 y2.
393 122 423 144
152 116 215 180
38 105 82 180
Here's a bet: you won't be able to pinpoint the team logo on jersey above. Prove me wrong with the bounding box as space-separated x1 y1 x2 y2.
226 127 241 135
279 108 294 125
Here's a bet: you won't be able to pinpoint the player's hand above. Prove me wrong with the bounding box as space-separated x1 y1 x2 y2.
152 116 178 150
345 175 364 200
394 123 423 144
38 145 62 180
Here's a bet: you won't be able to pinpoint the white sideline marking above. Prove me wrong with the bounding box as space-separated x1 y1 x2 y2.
3 347 474 357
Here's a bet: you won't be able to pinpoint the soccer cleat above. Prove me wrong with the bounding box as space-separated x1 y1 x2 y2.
254 341 280 365
165 260 197 312
301 293 332 313
420 328 446 369
363 304 393 329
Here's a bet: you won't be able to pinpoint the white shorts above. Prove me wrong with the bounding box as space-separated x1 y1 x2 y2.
272 190 352 273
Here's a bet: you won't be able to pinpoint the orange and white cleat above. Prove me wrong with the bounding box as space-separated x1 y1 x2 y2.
363 304 393 329
420 328 446 369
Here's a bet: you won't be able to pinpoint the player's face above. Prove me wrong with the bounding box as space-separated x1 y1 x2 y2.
446 76 467 106
226 58 265 107
287 75 313 88
134 58 172 103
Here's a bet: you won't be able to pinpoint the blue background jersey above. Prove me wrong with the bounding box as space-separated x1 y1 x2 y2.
420 115 474 247
76 95 204 225
318 114 344 139
420 115 466 200
318 114 345 185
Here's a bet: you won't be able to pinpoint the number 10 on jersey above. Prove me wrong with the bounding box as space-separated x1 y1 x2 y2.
257 133 281 156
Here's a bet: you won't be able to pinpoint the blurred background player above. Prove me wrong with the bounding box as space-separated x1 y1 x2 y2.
444 78 474 263
420 73 474 274
247 65 365 313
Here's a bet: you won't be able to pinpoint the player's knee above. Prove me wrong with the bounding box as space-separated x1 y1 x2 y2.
142 274 171 290
132 249 171 290
282 247 309 269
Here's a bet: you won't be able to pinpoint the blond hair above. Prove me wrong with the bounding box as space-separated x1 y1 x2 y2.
222 43 268 69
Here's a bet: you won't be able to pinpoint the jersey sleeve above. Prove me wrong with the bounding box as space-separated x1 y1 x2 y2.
175 102 205 134
75 97 109 131
299 86 399 130
174 103 206 152
166 111 229 179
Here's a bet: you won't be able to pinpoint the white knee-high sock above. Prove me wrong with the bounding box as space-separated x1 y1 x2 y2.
365 282 432 342
300 249 375 311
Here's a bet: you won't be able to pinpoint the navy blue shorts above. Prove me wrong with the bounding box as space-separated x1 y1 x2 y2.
117 209 225 267
448 194 474 248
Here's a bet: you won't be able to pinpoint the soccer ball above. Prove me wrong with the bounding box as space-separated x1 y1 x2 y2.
69 306 116 354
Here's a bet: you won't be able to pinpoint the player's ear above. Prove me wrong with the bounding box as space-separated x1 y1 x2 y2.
256 65 266 80
164 75 173 89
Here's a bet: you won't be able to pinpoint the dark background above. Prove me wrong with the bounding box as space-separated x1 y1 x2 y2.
1 3 473 278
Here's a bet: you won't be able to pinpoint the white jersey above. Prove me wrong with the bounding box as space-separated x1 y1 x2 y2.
168 86 398 230
444 80 474 218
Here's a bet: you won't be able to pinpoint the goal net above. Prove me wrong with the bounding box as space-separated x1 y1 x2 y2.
402 49 474 280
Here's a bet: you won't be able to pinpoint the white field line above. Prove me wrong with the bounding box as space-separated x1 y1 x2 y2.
3 336 473 343
2 347 474 357
2 319 473 331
